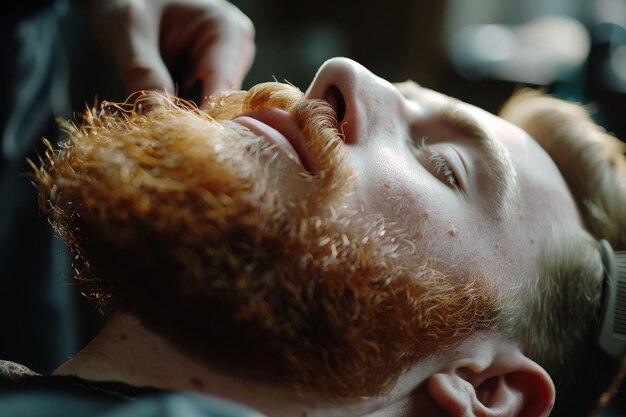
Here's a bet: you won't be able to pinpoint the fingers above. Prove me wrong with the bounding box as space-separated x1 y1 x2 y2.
117 42 177 97
88 0 176 97
123 53 176 96
192 4 256 106
114 24 176 96
87 0 255 105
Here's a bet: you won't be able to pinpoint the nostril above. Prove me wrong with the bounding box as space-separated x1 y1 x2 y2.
324 86 346 124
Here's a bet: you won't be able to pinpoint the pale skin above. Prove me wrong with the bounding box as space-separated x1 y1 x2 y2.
56 58 579 416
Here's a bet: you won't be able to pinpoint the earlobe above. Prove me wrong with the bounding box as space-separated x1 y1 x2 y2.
425 338 555 417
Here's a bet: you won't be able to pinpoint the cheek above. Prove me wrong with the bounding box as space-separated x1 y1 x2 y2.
345 146 469 245
347 147 425 213
345 149 497 277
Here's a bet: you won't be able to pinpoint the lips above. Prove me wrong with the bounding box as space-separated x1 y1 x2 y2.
232 108 315 172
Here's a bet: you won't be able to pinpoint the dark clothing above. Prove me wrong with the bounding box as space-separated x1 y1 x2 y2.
0 371 264 417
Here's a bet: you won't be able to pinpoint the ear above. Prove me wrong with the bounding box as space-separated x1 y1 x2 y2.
425 337 555 417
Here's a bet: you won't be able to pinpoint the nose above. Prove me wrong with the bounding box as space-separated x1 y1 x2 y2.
305 57 409 144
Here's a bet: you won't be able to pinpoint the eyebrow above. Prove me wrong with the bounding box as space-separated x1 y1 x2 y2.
437 101 518 220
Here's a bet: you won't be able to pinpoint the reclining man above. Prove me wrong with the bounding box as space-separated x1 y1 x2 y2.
11 57 626 416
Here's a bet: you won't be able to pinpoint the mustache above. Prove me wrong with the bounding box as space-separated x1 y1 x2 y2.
211 82 351 190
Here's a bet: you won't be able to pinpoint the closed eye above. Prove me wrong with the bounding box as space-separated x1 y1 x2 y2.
410 138 459 189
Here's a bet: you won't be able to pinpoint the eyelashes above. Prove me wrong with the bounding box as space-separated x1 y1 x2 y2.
411 138 459 188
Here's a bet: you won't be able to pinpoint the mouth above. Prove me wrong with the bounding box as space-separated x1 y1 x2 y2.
232 108 316 173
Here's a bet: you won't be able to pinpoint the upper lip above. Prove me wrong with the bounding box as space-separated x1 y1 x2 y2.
231 108 316 172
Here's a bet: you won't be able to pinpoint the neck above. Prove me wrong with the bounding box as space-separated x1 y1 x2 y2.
53 312 439 417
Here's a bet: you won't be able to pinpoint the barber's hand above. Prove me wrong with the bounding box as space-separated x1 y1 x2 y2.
84 0 255 103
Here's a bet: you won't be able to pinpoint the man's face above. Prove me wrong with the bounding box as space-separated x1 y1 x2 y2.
42 57 581 401
236 57 582 295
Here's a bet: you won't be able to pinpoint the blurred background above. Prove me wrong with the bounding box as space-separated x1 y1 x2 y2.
63 0 626 139
1 0 626 412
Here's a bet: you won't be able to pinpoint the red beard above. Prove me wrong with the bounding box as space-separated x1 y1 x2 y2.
36 83 498 398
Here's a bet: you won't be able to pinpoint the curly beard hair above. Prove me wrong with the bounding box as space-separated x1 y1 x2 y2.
35 83 498 398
